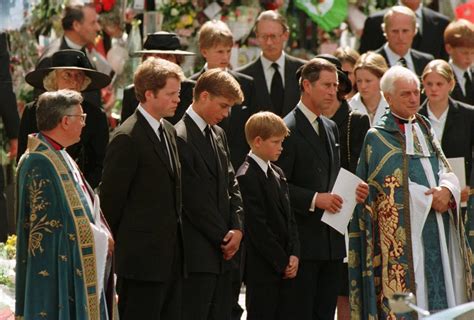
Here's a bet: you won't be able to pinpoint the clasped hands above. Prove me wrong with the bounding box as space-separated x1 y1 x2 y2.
316 182 369 214
221 229 243 260
425 186 453 213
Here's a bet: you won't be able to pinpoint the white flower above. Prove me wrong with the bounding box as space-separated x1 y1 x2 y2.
171 8 179 16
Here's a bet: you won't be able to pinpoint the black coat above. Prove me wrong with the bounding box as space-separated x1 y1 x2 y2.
236 157 299 282
276 108 344 260
175 113 243 274
0 33 19 141
419 98 474 185
359 6 450 60
237 54 306 117
100 110 184 282
120 79 195 125
451 69 474 106
331 101 370 173
17 99 109 188
190 69 257 169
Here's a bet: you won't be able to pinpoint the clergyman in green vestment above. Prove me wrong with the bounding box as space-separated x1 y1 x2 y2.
348 66 473 319
15 90 115 319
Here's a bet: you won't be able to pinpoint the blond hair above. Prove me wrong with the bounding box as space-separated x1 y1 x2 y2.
354 52 389 79
382 6 417 34
134 57 184 103
421 59 455 84
198 20 234 50
334 47 360 67
194 69 243 104
255 10 289 34
43 70 91 91
245 111 289 145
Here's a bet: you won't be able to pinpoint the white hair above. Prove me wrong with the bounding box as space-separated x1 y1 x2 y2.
380 66 420 94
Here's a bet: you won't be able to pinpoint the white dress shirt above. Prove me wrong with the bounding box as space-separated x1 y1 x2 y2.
261 52 286 93
384 43 416 73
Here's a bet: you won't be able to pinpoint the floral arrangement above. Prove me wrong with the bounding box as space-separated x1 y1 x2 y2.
0 235 16 288
159 0 201 41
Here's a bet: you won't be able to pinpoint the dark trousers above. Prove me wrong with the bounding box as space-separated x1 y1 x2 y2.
182 271 233 320
291 259 343 320
116 240 183 320
0 166 7 242
246 278 296 320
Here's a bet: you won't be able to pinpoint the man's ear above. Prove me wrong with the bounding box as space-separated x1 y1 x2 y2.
383 92 392 105
254 136 262 148
201 48 208 60
60 115 70 130
445 44 453 56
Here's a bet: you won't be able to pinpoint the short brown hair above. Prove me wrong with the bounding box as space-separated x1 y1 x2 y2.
194 69 244 104
245 111 289 145
255 10 289 34
298 58 337 91
37 89 83 131
62 3 95 31
198 20 234 50
333 47 360 67
444 19 474 48
354 52 388 79
134 57 185 103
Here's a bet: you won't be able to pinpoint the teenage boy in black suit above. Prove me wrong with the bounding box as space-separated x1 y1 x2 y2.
175 69 244 320
276 58 369 320
100 57 185 320
236 111 300 320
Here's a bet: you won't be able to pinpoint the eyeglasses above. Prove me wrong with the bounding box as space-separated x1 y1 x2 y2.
256 33 284 42
66 113 87 122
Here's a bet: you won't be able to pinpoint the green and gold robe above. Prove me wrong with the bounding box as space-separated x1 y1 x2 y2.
15 134 108 319
348 112 472 319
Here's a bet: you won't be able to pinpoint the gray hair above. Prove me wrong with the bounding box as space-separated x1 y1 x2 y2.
255 10 289 33
380 66 420 95
37 89 83 131
382 5 418 35
43 70 92 92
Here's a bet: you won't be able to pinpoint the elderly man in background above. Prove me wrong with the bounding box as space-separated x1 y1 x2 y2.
349 66 472 319
16 89 115 319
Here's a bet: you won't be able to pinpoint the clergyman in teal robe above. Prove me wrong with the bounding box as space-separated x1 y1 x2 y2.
15 133 110 319
348 112 473 319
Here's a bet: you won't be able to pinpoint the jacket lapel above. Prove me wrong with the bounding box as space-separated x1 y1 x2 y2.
294 109 330 169
255 59 272 109
137 111 174 175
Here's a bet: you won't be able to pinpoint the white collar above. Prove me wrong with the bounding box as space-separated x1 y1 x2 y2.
384 43 411 63
450 60 470 81
137 105 164 133
297 100 318 124
64 36 84 50
427 103 449 122
186 105 208 134
248 151 270 176
261 52 286 71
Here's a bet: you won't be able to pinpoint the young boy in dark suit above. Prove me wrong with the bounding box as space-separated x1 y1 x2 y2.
236 111 300 320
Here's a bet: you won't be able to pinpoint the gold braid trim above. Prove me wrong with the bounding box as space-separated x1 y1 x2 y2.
29 139 100 319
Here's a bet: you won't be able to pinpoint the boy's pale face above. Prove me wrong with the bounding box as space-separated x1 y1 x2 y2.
201 44 232 69
253 135 285 162
446 45 474 70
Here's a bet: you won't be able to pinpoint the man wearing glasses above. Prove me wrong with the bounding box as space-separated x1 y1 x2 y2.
17 49 111 189
238 10 306 117
15 89 116 319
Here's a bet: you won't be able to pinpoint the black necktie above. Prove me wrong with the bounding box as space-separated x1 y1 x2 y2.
464 71 473 100
204 126 218 170
158 125 173 171
316 117 329 153
270 62 284 115
398 57 408 68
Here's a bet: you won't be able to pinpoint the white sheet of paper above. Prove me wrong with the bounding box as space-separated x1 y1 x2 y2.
321 168 363 235
447 157 466 207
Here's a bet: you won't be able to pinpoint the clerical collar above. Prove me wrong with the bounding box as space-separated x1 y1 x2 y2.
392 112 416 124
42 133 64 150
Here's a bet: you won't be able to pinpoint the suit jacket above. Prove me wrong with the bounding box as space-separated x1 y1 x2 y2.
359 7 450 60
190 69 257 169
175 113 243 274
419 98 474 185
237 54 306 117
331 101 370 174
100 110 184 282
0 33 19 140
375 46 433 77
120 79 195 125
17 99 108 188
236 157 299 283
276 108 344 260
451 69 474 106
35 37 103 110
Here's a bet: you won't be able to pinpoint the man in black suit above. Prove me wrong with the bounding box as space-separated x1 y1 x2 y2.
121 31 196 124
276 58 368 320
359 0 450 60
100 57 185 320
374 6 434 77
35 3 108 109
237 10 306 117
0 32 19 242
175 69 244 320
